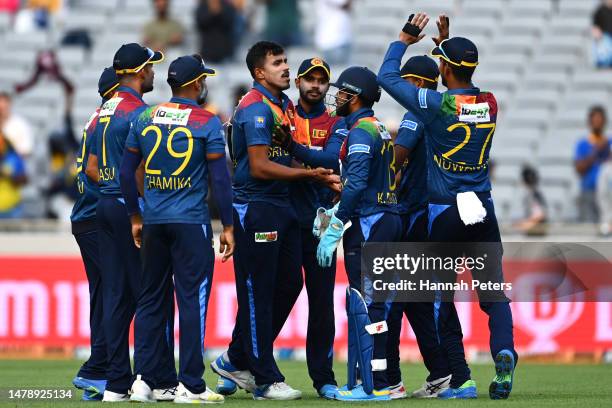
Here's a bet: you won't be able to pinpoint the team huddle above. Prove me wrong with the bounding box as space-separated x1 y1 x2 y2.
69 12 517 403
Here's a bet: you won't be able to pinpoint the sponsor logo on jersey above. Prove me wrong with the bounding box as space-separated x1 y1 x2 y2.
153 106 192 126
400 119 419 131
254 231 278 242
254 116 266 128
348 143 371 155
459 103 490 123
99 97 123 117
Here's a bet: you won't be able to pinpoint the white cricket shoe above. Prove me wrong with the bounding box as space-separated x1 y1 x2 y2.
388 382 408 399
412 375 452 398
130 375 155 403
253 382 302 401
173 383 224 404
154 386 177 401
102 390 130 402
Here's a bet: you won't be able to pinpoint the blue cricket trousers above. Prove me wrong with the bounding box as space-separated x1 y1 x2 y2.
96 197 176 393
135 223 214 394
227 201 304 386
301 228 337 390
73 223 107 380
429 193 517 388
386 209 451 386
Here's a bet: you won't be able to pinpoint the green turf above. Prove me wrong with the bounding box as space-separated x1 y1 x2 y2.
0 359 610 407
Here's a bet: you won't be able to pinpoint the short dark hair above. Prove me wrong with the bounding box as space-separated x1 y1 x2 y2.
589 105 607 121
425 80 438 91
246 41 284 79
449 64 475 84
0 91 11 101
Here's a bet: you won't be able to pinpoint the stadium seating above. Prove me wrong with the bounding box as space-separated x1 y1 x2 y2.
0 0 608 222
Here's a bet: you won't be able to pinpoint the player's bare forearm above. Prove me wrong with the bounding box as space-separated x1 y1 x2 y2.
85 153 99 183
248 145 314 180
394 144 410 169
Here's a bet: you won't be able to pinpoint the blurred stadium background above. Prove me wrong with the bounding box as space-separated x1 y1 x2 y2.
0 0 611 365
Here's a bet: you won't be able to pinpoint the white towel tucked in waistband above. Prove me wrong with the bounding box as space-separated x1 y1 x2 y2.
456 191 487 226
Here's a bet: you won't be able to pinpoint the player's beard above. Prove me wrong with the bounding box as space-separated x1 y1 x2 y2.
197 82 209 105
334 93 355 117
299 87 324 106
142 77 154 93
441 73 448 88
336 100 351 117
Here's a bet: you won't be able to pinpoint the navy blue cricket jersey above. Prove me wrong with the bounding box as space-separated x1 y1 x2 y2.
125 97 226 224
71 108 101 223
91 86 148 196
379 42 498 204
229 82 296 207
336 108 398 222
395 111 428 215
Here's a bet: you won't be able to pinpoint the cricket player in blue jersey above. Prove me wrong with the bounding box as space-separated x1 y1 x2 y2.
385 55 453 399
316 66 402 401
378 13 517 400
211 41 339 401
85 43 177 401
265 57 347 399
120 54 233 404
70 67 118 401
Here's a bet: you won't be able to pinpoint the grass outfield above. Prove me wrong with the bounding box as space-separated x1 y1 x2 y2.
0 360 611 407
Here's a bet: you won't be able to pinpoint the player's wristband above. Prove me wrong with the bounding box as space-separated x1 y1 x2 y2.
208 155 233 226
119 149 142 217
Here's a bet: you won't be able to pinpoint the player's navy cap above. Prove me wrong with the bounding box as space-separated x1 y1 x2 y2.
167 55 216 88
297 57 331 79
98 67 119 98
400 55 440 83
330 66 381 104
113 43 164 74
431 37 479 68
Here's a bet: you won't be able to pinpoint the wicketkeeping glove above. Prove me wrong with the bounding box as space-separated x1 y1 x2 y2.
312 202 339 239
316 214 349 267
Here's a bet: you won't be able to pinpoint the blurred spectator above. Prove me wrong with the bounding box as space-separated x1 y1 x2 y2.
597 156 612 235
514 165 548 236
143 0 185 52
61 29 93 52
14 0 62 33
593 0 612 68
196 0 237 63
232 0 249 46
315 0 352 65
43 89 77 219
574 106 611 222
0 0 20 14
0 92 34 158
0 132 27 218
258 0 301 47
14 50 74 96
